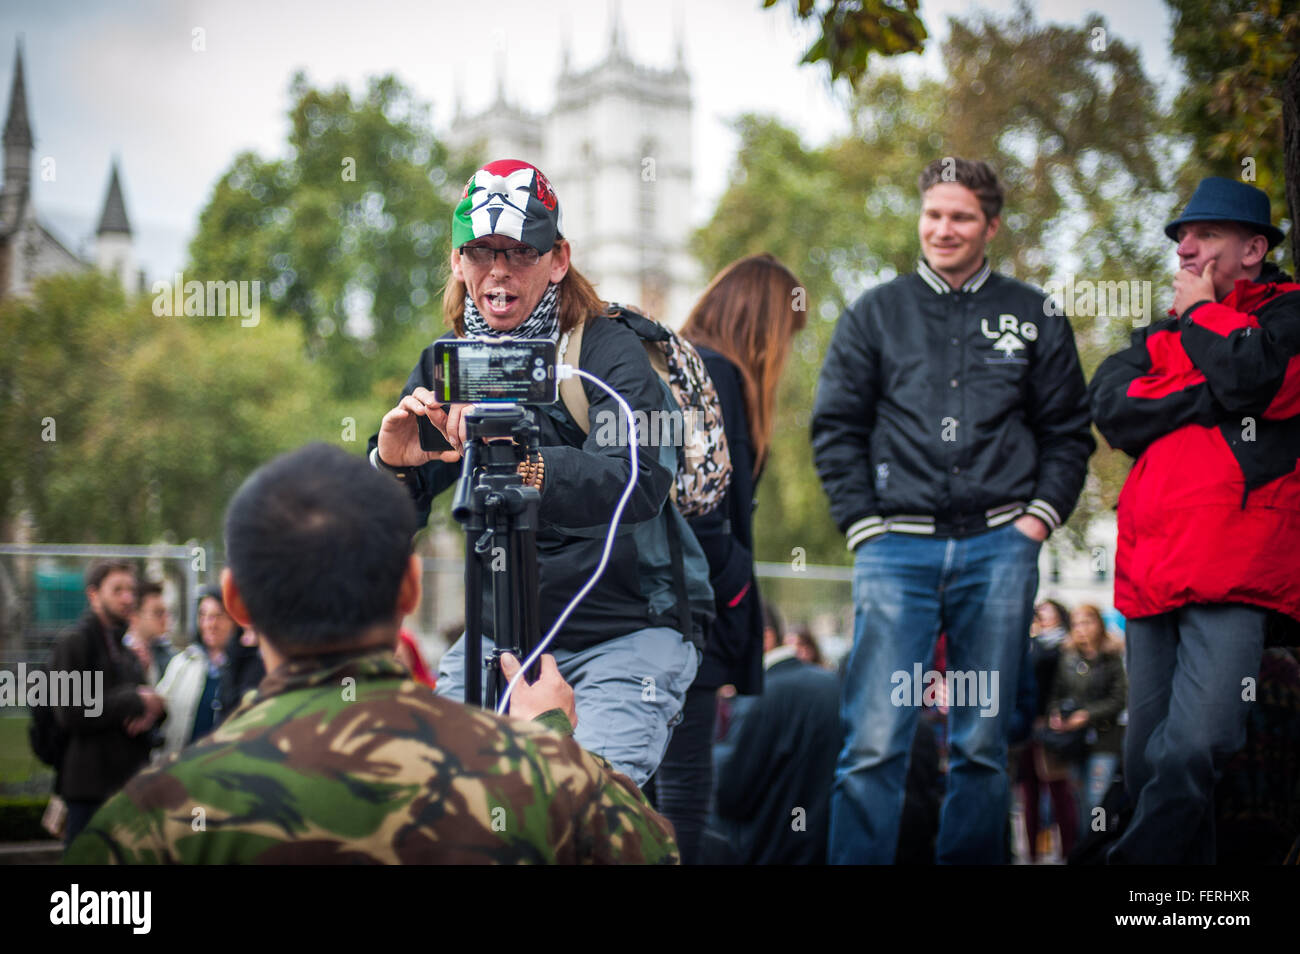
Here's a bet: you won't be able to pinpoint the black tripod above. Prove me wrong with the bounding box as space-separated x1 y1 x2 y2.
451 405 543 709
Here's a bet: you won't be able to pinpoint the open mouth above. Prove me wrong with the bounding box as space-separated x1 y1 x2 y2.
484 290 518 316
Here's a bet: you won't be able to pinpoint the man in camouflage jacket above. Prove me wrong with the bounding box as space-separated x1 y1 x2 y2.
65 443 678 865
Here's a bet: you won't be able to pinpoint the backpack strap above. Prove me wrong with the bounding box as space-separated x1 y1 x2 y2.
663 509 694 641
557 319 590 435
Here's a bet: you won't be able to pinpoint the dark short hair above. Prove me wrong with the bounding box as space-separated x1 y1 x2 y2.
85 560 135 591
918 157 1004 222
223 443 418 654
136 581 164 603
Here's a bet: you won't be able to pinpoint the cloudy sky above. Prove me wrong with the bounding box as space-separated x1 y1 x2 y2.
0 0 1177 279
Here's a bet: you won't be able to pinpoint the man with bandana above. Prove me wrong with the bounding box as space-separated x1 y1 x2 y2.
368 159 707 788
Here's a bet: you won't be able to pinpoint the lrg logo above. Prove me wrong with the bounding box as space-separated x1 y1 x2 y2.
979 313 1037 363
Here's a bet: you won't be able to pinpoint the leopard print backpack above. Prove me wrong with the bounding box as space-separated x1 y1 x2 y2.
558 303 733 518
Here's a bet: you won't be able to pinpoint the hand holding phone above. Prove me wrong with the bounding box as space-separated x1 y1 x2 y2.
377 386 463 465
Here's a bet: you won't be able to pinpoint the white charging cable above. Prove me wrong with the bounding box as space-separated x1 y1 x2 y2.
495 364 639 716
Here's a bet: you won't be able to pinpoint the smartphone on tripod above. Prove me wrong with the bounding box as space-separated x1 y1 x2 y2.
419 338 558 453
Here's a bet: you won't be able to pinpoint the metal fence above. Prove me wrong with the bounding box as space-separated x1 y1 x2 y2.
407 557 856 667
0 536 1114 674
0 544 201 671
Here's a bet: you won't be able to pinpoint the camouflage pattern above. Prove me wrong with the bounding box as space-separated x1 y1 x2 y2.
64 650 679 864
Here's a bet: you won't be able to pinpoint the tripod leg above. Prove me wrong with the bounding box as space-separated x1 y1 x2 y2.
464 525 483 708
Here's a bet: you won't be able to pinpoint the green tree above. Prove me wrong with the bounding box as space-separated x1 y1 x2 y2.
694 7 1170 564
765 0 928 86
188 72 474 400
0 271 136 539
0 272 351 544
1167 0 1300 260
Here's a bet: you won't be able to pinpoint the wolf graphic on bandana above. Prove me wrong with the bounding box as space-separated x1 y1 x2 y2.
466 167 534 242
453 158 563 252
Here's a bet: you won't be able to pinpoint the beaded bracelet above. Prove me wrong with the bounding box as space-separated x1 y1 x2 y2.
516 451 545 491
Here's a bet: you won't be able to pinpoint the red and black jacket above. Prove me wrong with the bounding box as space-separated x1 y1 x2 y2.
1089 262 1300 621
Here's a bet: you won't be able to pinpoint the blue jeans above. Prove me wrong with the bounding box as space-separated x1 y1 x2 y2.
437 626 700 788
1073 751 1119 835
829 523 1040 864
1107 604 1267 865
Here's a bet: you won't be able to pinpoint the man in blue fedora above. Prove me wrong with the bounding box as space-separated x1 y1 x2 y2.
1090 176 1300 863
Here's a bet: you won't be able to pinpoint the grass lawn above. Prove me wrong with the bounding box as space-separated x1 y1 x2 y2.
0 715 49 789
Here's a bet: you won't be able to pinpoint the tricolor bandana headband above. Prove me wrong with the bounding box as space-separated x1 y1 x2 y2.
452 159 564 254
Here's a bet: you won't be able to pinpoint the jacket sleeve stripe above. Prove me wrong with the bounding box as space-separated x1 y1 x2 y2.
1026 499 1062 531
846 517 886 551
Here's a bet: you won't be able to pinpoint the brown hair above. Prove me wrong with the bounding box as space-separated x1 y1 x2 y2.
85 560 135 591
441 240 605 336
1071 603 1120 655
789 625 824 668
917 157 1004 222
679 254 806 474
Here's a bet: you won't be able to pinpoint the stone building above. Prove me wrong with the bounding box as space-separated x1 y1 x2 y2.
448 10 699 326
0 41 139 300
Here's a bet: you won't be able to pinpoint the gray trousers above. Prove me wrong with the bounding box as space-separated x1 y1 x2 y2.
437 626 700 787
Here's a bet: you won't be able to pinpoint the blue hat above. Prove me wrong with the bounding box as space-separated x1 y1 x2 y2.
1164 176 1283 249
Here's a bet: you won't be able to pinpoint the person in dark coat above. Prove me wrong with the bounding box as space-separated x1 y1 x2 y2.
646 253 807 864
49 561 164 845
712 605 841 864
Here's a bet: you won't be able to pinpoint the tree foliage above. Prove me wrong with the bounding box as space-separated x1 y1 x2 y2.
188 72 475 399
1167 0 1300 249
0 273 349 544
766 0 928 86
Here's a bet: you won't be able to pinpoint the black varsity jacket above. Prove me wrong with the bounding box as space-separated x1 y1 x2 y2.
811 258 1095 550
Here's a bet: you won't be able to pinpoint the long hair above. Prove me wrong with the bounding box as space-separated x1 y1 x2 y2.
441 240 605 336
1071 603 1119 655
680 253 806 474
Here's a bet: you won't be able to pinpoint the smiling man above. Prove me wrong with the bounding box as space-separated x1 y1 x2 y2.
1089 176 1300 864
367 159 707 788
811 157 1094 863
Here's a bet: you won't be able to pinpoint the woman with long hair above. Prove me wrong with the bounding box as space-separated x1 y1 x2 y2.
1049 603 1127 838
374 159 707 788
156 586 241 758
648 252 806 863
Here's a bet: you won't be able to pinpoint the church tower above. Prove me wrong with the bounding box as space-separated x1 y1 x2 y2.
544 3 696 324
0 39 31 235
447 5 699 326
95 159 134 292
0 41 117 299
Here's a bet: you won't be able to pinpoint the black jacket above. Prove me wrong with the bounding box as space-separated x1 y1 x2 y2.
49 611 152 801
812 260 1095 548
369 314 710 652
714 654 840 864
1047 648 1127 756
218 635 265 721
687 347 763 694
